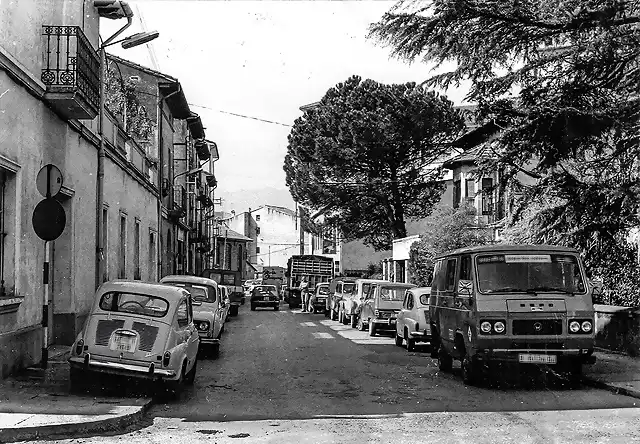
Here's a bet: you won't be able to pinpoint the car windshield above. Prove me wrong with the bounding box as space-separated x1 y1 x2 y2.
165 283 212 302
419 294 430 305
379 287 410 301
318 286 329 295
476 254 586 294
99 292 169 317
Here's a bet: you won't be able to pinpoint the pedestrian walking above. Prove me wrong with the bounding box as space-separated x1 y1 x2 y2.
300 276 310 312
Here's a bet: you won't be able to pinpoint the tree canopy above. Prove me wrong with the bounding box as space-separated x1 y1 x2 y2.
370 1 640 292
284 75 465 250
408 204 491 286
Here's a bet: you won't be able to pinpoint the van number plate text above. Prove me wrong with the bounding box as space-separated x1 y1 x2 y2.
518 353 557 364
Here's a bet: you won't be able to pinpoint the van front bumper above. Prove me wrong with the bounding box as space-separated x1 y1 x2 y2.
473 348 596 365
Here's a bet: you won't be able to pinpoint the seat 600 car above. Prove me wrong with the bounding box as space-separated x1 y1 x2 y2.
359 281 416 335
68 281 200 393
160 275 226 356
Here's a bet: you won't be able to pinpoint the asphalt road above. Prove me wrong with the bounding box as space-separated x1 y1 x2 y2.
35 302 640 443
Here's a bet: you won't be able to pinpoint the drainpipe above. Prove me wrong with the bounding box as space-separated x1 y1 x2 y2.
96 17 133 290
156 86 181 279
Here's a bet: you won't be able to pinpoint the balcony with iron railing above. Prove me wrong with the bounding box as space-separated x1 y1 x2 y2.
41 25 100 120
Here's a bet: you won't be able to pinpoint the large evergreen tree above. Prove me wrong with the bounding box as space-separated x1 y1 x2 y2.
284 75 465 250
370 1 640 284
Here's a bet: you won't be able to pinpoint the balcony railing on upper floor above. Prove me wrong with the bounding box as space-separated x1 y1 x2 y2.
41 25 100 120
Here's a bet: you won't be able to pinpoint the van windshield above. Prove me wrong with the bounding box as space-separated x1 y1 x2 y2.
476 254 585 294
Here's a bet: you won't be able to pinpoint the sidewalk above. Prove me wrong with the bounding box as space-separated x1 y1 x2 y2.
0 345 153 443
583 349 640 399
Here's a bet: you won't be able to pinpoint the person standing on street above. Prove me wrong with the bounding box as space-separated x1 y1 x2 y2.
300 276 310 312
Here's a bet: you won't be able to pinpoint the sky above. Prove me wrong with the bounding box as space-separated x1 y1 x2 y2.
102 0 469 210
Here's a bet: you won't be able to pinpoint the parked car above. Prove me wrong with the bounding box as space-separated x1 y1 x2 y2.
359 282 416 336
342 278 388 328
160 275 226 357
309 283 330 314
250 285 280 311
327 278 357 321
68 280 199 394
395 287 432 351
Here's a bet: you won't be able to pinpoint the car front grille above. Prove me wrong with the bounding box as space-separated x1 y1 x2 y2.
512 319 563 335
95 319 125 346
131 322 159 352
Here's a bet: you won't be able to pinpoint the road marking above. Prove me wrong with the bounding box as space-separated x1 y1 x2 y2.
351 338 395 345
311 332 334 339
300 322 317 327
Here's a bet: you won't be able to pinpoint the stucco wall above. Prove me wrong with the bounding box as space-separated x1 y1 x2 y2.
254 206 300 268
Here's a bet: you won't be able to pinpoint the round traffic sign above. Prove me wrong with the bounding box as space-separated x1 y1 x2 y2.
36 164 63 198
32 198 66 241
263 271 271 280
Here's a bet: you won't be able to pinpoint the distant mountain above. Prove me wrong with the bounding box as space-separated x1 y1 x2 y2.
219 187 297 213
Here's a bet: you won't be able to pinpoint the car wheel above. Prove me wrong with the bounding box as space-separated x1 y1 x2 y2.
69 367 86 393
251 304 256 311
430 328 440 359
368 320 377 337
338 308 344 324
357 315 366 331
230 305 239 317
210 343 220 360
324 309 330 318
185 357 197 385
405 328 416 352
274 305 280 311
438 346 453 372
395 332 403 347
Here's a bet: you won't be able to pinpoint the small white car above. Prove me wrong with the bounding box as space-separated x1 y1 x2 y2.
395 287 432 351
69 281 199 394
160 275 227 357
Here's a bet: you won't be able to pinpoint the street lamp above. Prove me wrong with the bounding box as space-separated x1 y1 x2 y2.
95 2 159 289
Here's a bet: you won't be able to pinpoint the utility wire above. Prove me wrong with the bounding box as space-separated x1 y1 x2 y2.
189 103 293 127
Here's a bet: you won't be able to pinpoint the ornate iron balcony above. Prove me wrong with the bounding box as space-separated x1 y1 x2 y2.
41 25 100 120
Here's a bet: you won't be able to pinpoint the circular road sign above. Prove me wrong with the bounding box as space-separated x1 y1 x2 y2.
263 271 271 280
36 164 63 198
32 198 66 241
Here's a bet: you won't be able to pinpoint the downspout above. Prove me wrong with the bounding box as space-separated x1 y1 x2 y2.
96 17 132 290
157 85 181 279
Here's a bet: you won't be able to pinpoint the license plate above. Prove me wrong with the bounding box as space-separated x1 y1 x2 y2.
518 353 557 364
263 297 270 301
110 334 137 352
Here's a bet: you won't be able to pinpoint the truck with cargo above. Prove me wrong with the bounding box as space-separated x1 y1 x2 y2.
284 255 334 309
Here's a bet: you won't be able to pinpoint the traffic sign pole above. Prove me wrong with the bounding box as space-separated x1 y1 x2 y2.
41 241 50 369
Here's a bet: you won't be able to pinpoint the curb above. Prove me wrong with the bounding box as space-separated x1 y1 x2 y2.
0 398 154 443
582 376 640 401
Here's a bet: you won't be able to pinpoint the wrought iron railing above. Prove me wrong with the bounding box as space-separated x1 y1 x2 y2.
41 25 100 111
173 185 187 210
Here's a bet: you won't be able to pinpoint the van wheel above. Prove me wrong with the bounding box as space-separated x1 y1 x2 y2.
461 355 481 386
430 327 440 359
438 347 453 372
566 361 583 388
395 332 403 347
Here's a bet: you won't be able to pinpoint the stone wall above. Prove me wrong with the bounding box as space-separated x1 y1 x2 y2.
594 304 640 357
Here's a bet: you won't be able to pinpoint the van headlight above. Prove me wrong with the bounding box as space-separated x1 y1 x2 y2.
581 321 593 333
493 321 506 334
569 320 581 333
480 321 492 334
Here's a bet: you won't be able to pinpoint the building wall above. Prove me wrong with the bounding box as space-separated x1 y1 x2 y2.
253 206 300 268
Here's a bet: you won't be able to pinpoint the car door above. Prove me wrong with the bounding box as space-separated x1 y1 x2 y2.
176 297 197 370
362 284 375 321
440 257 459 348
405 292 416 331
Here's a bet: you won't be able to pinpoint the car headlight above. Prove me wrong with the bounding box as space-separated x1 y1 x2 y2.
581 321 593 333
197 321 210 331
493 321 506 334
569 320 581 333
480 321 492 334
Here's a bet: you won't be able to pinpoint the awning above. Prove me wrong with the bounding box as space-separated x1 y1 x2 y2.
158 82 191 119
187 113 205 140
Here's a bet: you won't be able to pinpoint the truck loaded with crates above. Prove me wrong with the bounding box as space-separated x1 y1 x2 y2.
284 255 334 309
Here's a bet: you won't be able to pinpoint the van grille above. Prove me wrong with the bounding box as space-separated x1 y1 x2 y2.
95 319 125 346
511 342 565 350
512 319 563 335
131 322 159 352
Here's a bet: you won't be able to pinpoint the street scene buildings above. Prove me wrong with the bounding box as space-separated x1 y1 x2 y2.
1 1 640 443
